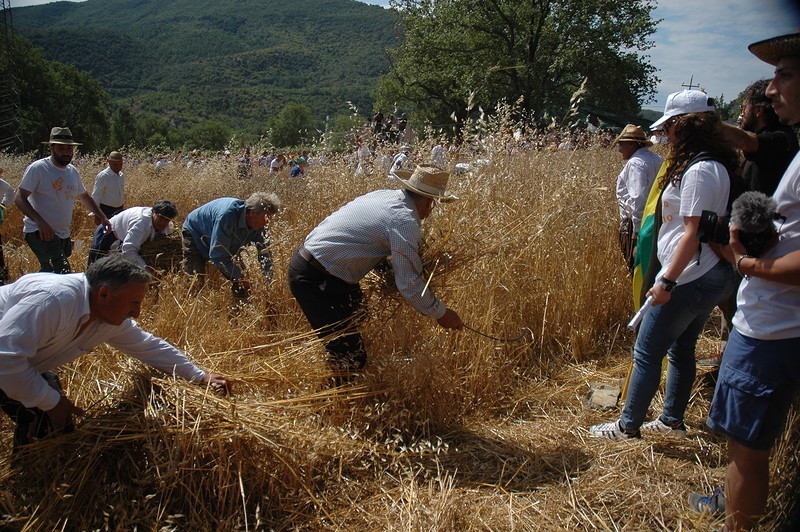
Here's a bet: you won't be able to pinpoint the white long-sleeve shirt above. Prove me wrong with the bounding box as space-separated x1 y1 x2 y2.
107 207 172 268
303 189 446 319
0 273 206 410
91 165 125 207
615 147 663 232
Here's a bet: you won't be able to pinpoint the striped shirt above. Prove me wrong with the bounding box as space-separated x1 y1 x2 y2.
304 189 446 319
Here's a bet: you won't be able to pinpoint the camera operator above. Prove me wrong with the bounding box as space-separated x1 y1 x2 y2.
702 79 800 368
700 33 800 531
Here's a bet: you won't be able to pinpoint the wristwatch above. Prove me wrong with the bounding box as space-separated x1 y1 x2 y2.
658 276 677 292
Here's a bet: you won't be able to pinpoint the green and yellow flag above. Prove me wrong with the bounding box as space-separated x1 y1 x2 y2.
631 160 668 308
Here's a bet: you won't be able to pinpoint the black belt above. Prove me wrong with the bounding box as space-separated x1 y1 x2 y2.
298 247 327 273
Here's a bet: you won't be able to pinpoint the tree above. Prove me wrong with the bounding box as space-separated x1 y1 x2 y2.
134 114 175 148
323 112 368 152
266 103 320 148
185 121 233 150
5 35 111 153
110 105 137 149
377 0 659 133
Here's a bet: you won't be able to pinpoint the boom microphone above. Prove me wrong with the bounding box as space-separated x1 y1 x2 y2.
730 191 782 256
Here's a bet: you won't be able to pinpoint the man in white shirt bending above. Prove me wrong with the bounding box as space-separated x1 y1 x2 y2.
0 254 229 451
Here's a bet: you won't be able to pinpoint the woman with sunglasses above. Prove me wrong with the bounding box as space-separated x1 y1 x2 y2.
591 90 739 440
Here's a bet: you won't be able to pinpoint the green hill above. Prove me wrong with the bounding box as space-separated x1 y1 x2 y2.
12 0 400 136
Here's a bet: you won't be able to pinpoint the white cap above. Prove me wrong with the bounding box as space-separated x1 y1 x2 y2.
650 90 715 129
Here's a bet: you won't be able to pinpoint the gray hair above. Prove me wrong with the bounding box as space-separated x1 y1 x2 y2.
86 254 152 292
245 191 281 216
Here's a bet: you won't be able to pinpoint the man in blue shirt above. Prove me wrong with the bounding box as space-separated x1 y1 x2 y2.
290 157 307 178
182 192 281 298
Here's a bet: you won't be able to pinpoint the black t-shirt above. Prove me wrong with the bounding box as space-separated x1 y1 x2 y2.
742 125 799 195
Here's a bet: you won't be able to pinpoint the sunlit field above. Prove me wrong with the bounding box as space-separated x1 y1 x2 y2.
0 138 797 530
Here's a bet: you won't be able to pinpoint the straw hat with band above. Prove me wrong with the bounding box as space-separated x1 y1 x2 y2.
749 32 800 66
615 124 653 147
107 151 123 161
393 164 459 203
41 126 82 146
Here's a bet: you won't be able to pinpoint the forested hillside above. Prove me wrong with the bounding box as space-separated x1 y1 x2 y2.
12 0 399 135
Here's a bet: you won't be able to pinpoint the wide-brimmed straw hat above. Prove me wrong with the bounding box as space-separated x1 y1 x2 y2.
41 126 82 146
107 151 123 161
615 124 653 147
650 90 715 129
393 164 459 203
749 32 800 65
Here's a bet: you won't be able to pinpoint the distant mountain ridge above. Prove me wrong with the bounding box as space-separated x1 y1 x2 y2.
12 0 400 135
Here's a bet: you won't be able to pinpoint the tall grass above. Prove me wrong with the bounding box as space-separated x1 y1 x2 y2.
0 143 796 530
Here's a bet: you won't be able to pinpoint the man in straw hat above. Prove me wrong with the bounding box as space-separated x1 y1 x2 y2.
614 124 663 270
0 254 230 451
694 32 800 530
14 127 112 274
91 151 126 221
288 163 464 385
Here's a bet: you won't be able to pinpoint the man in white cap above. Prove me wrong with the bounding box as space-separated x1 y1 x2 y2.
288 164 464 384
614 124 663 270
91 151 126 221
694 33 800 531
14 127 112 274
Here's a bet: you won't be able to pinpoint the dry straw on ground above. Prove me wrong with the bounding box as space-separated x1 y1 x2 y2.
0 143 797 530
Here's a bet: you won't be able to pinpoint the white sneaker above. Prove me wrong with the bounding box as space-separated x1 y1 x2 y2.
589 419 641 440
641 418 687 438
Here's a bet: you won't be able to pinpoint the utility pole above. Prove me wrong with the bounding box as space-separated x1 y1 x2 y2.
0 0 24 153
681 76 701 91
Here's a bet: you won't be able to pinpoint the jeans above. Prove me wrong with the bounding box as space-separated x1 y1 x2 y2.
621 260 737 431
87 224 118 265
24 231 72 273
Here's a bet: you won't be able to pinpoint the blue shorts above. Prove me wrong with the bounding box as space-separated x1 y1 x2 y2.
706 328 800 451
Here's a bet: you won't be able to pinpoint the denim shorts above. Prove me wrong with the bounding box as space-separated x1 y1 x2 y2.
707 328 800 451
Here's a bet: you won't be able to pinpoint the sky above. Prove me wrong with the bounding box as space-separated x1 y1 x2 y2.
8 0 800 113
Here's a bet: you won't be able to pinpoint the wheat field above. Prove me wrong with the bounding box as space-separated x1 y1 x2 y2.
0 140 797 531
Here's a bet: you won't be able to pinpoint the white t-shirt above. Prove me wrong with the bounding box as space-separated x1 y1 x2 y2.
733 152 800 340
391 153 410 172
0 272 205 410
656 160 729 285
0 178 14 206
19 156 86 239
431 144 445 166
270 158 284 172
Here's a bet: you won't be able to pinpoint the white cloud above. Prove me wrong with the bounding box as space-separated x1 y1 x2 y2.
645 0 800 109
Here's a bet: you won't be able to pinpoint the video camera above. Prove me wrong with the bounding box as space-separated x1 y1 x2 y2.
696 191 783 257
